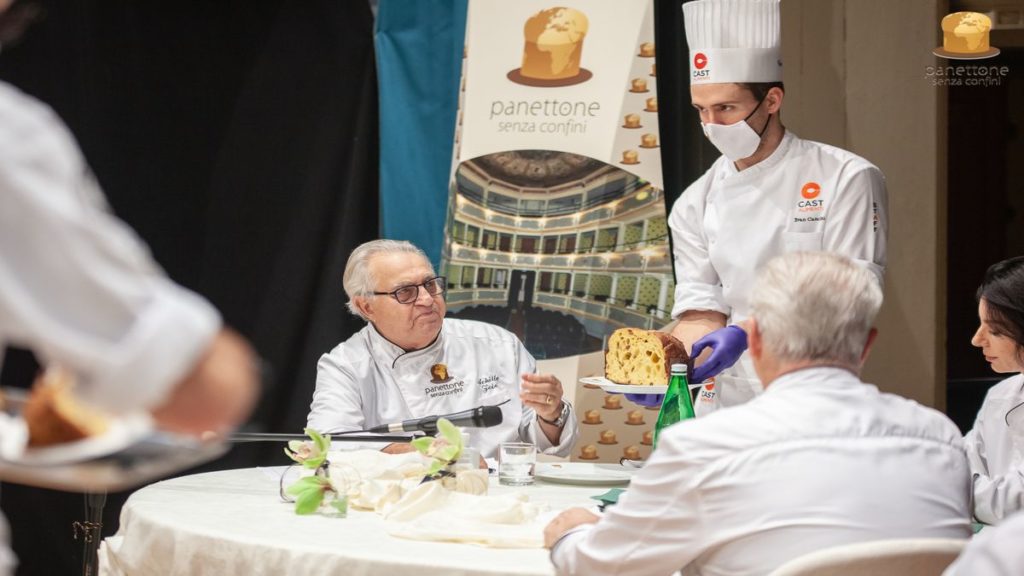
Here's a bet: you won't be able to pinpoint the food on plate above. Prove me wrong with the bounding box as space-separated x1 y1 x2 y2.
604 328 689 386
23 368 109 446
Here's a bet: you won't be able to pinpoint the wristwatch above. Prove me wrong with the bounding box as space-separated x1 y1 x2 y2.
539 401 571 427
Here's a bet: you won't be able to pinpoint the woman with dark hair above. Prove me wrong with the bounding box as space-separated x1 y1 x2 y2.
966 256 1024 525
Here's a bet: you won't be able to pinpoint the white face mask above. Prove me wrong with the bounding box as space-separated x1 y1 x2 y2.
701 97 770 162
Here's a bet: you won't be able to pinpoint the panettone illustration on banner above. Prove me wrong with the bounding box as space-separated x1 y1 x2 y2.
932 11 1000 60
509 7 593 87
445 1 670 463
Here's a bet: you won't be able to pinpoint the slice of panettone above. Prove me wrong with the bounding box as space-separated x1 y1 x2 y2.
22 368 109 447
604 328 690 386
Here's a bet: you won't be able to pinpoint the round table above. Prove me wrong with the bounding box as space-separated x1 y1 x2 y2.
99 467 607 576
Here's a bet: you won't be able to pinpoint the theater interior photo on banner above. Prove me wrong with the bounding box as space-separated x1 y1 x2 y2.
0 0 1022 575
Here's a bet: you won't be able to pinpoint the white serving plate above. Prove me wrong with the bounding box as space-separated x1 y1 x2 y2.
0 402 227 492
536 463 637 486
578 377 667 395
10 413 155 466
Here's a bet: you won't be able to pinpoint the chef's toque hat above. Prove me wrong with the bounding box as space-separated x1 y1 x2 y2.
683 0 782 85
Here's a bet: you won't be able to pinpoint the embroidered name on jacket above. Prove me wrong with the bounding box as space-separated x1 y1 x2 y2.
478 375 500 393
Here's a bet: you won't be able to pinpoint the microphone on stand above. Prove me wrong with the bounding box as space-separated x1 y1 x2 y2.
365 405 503 434
229 405 504 443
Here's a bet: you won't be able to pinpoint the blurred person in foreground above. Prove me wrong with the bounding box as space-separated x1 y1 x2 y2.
307 239 577 459
544 252 970 576
963 256 1024 525
0 1 259 572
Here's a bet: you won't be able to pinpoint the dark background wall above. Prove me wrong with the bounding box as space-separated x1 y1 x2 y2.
0 2 379 572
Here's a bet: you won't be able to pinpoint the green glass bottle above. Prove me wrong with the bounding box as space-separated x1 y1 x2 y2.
654 363 695 448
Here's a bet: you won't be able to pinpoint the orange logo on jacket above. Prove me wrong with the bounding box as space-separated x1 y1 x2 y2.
798 181 824 212
801 182 821 199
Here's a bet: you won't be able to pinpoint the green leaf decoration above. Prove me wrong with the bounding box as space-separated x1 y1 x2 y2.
294 486 325 515
436 418 463 453
433 418 462 463
285 476 326 497
410 436 434 454
425 459 444 477
306 428 330 454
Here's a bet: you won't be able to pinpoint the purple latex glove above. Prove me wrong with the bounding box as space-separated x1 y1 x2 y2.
624 393 664 408
690 325 748 383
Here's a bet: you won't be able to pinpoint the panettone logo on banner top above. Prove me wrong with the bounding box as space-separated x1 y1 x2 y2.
508 7 593 87
467 0 663 190
933 12 1000 60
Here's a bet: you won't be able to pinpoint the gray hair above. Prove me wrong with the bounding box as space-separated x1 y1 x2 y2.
750 252 883 367
343 239 431 319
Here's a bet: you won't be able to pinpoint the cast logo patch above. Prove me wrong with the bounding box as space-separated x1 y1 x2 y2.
797 181 824 212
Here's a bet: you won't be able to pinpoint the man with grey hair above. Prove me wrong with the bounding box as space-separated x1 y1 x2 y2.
308 239 577 459
544 252 969 576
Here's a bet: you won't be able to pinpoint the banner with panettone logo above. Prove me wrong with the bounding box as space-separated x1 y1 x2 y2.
457 1 663 188
443 1 673 464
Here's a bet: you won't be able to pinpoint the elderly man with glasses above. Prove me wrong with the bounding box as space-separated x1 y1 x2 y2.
307 239 577 458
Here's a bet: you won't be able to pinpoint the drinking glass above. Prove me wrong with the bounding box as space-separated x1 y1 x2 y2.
498 442 536 486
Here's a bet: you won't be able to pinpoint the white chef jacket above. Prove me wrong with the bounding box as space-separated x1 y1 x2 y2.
964 374 1024 525
943 511 1024 576
0 80 221 576
550 367 971 576
308 318 578 459
669 131 888 413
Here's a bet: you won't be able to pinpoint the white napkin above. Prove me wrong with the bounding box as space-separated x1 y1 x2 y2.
384 482 550 548
323 449 431 511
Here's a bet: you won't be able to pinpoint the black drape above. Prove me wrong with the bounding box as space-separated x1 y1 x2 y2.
0 2 378 573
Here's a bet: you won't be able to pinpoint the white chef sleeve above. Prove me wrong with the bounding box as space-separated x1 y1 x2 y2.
0 85 220 413
550 425 705 575
515 339 577 457
822 165 888 285
308 352 367 433
965 413 1024 524
668 182 728 319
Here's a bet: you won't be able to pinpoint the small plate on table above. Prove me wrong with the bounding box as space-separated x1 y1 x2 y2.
536 463 637 486
578 377 667 395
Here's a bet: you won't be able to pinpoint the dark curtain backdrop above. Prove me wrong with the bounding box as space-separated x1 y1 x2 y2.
0 1 378 573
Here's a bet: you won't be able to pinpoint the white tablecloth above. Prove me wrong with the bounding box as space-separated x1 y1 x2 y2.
99 467 605 576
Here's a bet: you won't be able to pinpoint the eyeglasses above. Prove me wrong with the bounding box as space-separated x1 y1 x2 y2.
372 276 447 304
